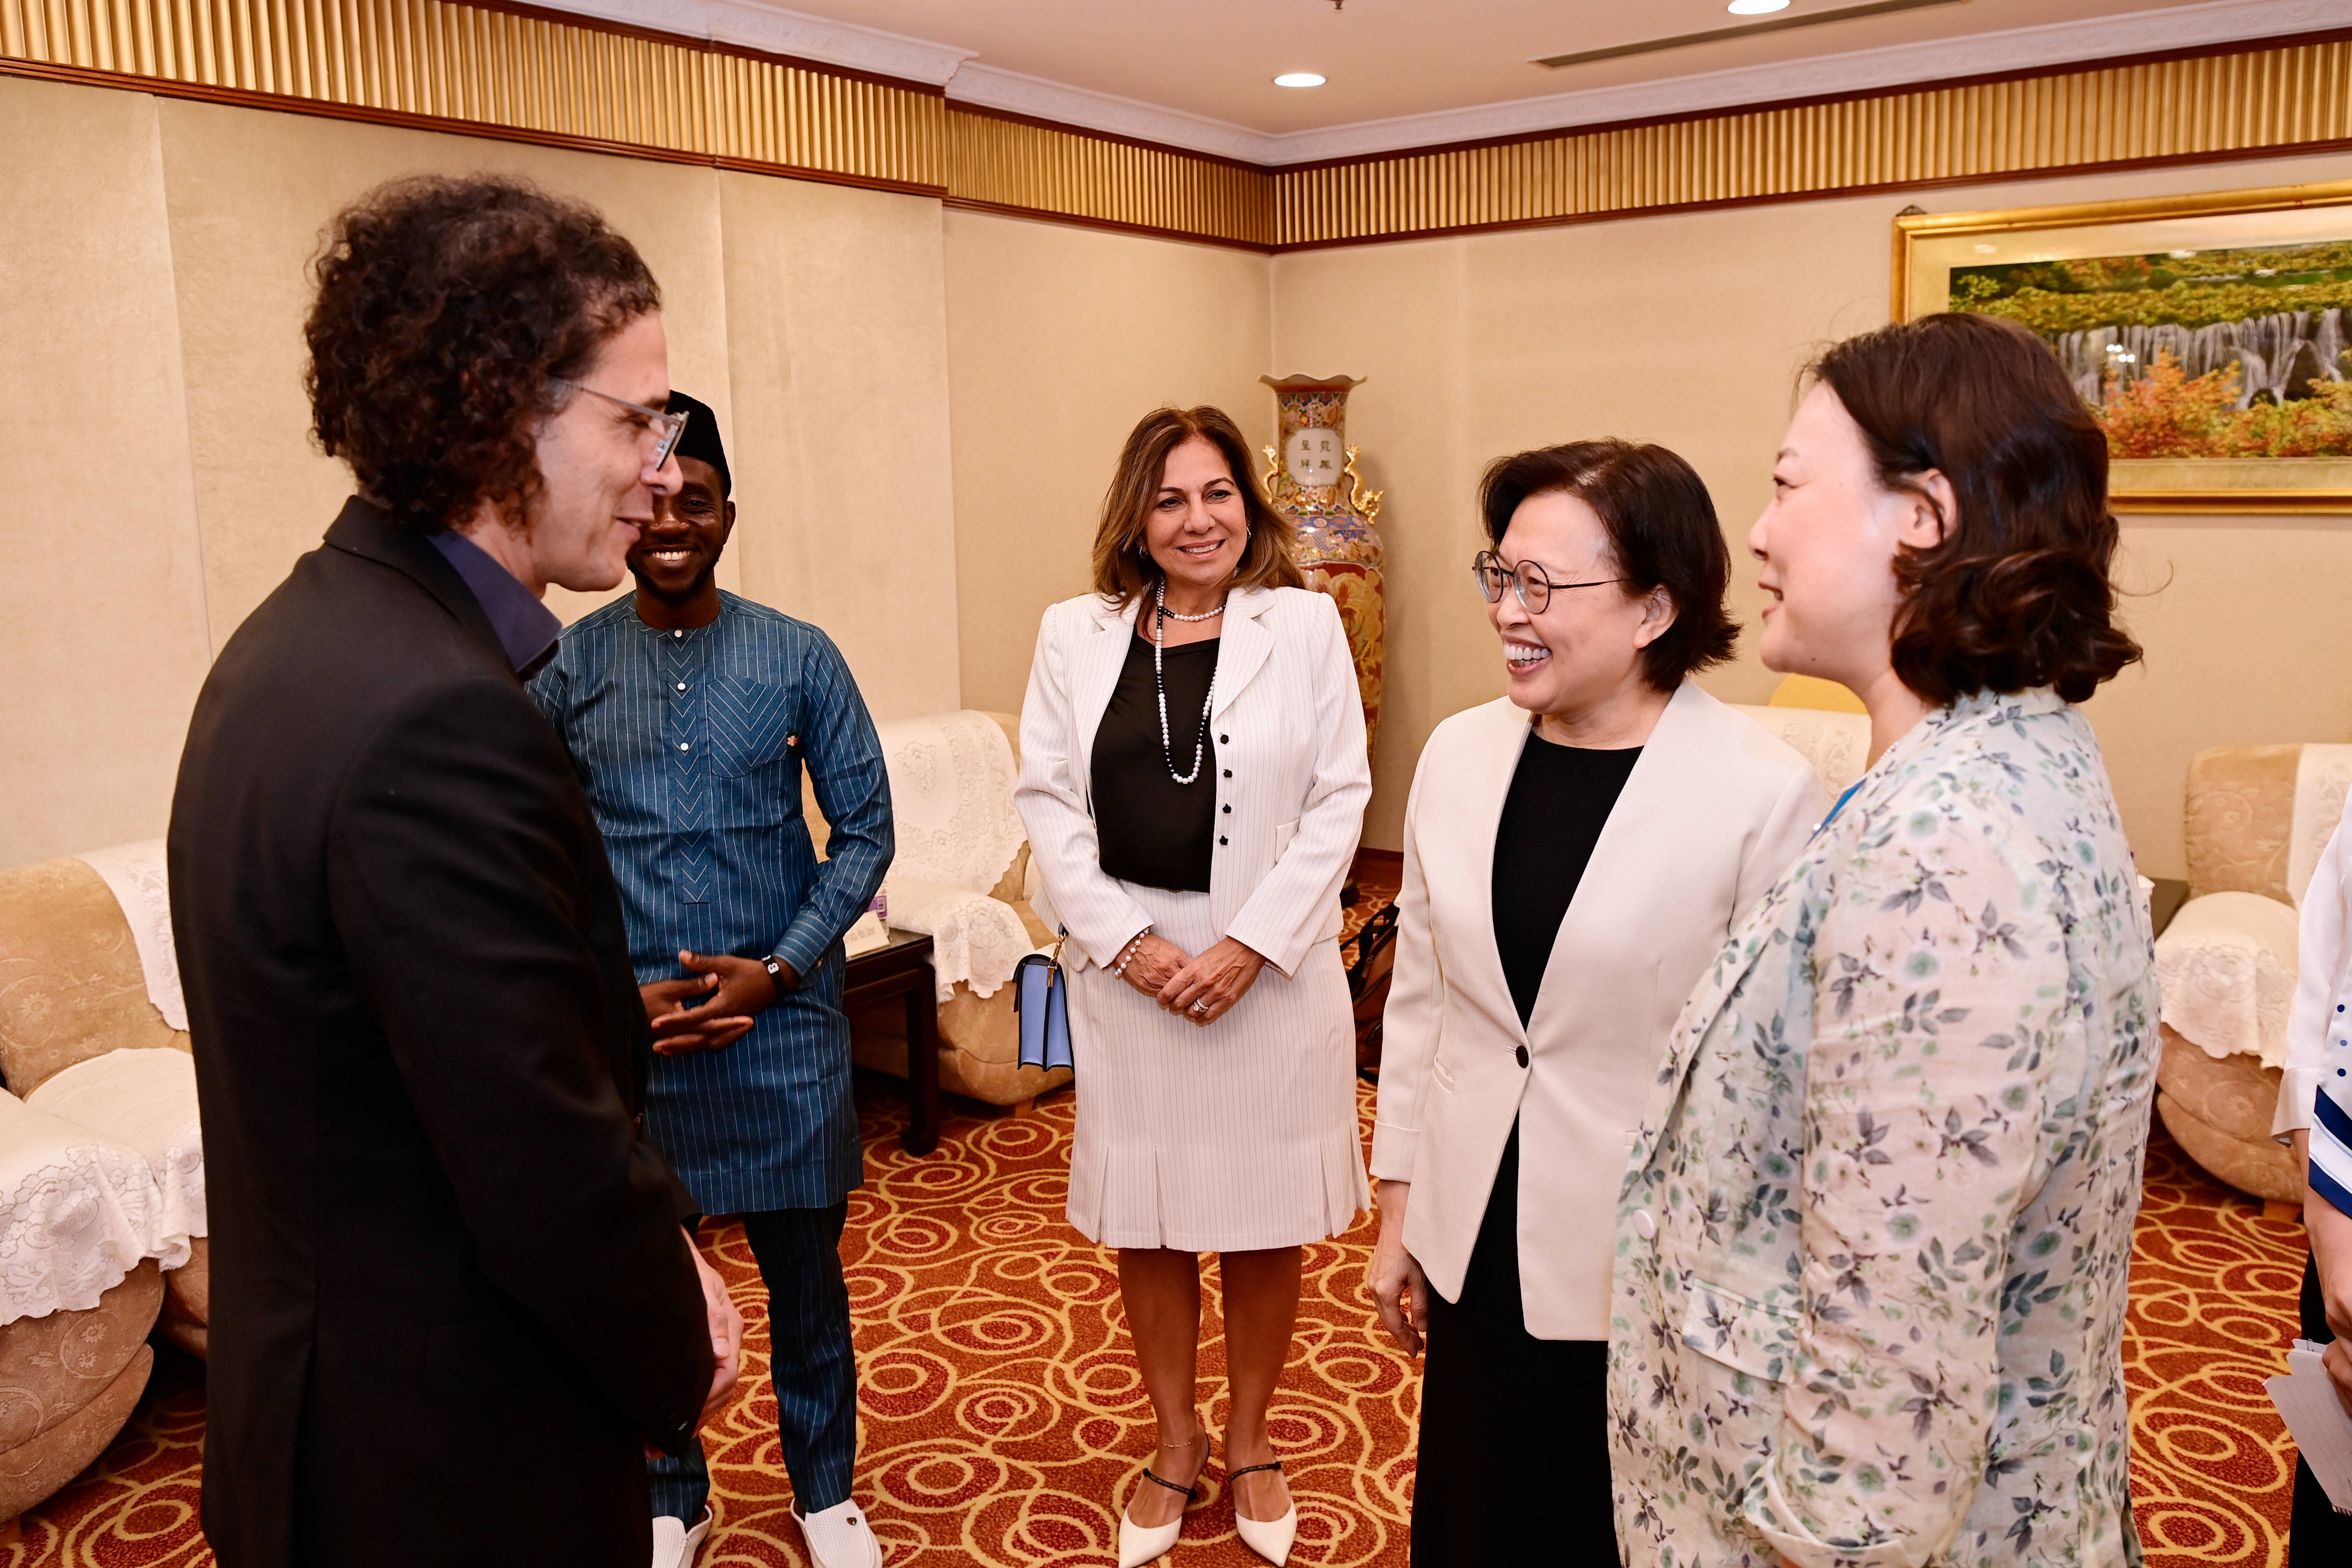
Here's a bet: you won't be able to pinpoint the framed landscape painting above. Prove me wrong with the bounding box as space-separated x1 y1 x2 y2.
1896 180 2352 513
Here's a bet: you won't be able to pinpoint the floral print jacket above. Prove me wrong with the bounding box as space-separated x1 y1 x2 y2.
1607 689 2159 1568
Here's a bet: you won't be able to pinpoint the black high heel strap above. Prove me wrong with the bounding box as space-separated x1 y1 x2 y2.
1140 1468 1200 1501
1227 1460 1284 1480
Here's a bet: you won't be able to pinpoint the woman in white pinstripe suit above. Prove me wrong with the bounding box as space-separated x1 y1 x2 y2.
1015 406 1372 1568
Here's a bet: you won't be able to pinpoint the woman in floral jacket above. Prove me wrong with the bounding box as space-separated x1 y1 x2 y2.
1607 312 2159 1568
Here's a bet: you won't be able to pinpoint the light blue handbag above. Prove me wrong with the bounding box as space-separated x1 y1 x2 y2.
1013 931 1073 1073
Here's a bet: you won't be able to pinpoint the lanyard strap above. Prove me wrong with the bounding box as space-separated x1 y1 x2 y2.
1812 779 1865 840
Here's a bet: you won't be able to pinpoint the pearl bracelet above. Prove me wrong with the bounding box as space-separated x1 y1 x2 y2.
1112 930 1150 975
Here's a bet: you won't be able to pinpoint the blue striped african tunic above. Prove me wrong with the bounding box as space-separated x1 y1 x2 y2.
531 591 892 1214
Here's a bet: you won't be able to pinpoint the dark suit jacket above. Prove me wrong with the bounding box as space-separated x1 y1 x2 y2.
169 499 715 1568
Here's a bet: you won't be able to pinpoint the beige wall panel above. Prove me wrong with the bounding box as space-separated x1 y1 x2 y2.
717 172 959 720
1265 239 1487 857
151 97 737 637
0 77 210 868
944 210 1273 716
1275 150 2352 872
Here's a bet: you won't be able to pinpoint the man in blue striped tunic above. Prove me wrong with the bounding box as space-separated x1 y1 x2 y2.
531 392 893 1568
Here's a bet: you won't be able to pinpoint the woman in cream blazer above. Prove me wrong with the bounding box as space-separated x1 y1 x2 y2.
1017 406 1370 1568
1368 440 1821 1566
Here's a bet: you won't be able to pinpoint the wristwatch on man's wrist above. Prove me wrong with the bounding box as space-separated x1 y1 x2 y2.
762 954 790 989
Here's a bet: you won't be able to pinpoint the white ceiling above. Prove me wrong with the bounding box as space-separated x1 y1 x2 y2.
533 0 2352 163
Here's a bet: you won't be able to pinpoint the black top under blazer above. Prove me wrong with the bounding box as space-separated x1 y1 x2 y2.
168 499 715 1568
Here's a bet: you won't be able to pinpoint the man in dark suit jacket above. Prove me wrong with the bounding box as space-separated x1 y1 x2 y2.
168 175 740 1568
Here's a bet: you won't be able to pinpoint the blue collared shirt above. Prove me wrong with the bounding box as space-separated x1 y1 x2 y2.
530 590 892 1212
427 529 562 674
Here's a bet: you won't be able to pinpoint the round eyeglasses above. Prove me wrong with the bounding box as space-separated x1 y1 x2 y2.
552 379 690 470
1470 550 1623 615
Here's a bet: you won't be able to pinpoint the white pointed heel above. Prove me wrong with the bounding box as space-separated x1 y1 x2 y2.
1117 1505 1184 1568
1228 1460 1296 1567
1117 1422 1207 1568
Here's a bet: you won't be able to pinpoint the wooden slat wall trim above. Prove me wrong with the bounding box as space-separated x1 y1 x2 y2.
948 108 1274 250
4 0 2350 251
0 0 948 190
940 196 1275 255
1275 41 2352 247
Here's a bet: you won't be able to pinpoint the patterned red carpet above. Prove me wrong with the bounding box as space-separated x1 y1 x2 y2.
2124 1122 2309 1567
0 1085 2318 1566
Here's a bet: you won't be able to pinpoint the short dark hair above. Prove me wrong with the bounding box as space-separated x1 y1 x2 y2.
1810 312 2142 705
304 175 661 533
1091 406 1306 608
1478 439 1739 692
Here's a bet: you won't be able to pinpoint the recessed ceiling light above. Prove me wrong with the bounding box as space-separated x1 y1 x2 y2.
1726 0 1790 13
1274 72 1327 88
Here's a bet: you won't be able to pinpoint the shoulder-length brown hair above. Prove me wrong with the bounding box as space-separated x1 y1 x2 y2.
1810 312 2142 705
1091 406 1305 608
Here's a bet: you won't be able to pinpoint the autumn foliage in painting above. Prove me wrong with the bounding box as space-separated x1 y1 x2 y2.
1953 238 2352 460
2096 350 2352 458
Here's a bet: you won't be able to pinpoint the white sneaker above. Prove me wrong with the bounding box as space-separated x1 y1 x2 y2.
794 1496 884 1568
650 1508 714 1568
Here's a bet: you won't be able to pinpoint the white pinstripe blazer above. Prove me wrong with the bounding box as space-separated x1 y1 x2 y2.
1014 586 1371 977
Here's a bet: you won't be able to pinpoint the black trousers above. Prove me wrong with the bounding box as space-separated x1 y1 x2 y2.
1412 1120 1619 1568
2293 1250 2352 1562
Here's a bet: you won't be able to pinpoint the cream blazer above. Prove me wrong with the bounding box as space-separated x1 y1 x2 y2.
1369 684 1822 1340
1014 586 1371 978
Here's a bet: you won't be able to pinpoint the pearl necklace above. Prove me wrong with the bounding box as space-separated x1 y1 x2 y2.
1152 581 1223 785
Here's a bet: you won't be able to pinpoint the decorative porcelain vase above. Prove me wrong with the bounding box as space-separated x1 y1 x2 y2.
1260 375 1385 763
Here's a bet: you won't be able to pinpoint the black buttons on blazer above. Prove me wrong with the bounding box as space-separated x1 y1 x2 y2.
1515 1045 1529 1069
1221 804 1232 814
1219 836 1228 846
1222 769 1231 778
1219 734 1229 744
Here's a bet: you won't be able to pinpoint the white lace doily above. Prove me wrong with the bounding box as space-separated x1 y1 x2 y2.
2154 890 2300 1067
25 1048 203 1269
882 878 1036 1002
2291 747 2352 908
74 840 187 1032
0 1091 176 1326
874 712 1026 897
1729 705 1871 798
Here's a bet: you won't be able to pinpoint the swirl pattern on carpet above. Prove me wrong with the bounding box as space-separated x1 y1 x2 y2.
0 1077 2316 1566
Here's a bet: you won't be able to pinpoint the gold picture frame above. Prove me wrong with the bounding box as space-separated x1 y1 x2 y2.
1894 180 2352 514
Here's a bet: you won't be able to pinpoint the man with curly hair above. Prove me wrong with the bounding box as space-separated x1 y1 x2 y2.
168 175 742 1568
532 391 893 1568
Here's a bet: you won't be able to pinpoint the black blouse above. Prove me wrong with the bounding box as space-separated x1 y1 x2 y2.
1489 732 1643 1030
1091 631 1220 892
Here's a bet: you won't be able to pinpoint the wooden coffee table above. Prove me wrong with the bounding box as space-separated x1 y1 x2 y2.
843 927 941 1155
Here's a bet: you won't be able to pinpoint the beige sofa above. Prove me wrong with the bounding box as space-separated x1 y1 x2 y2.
0 856 209 1526
2149 745 2348 1203
810 711 1072 1110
